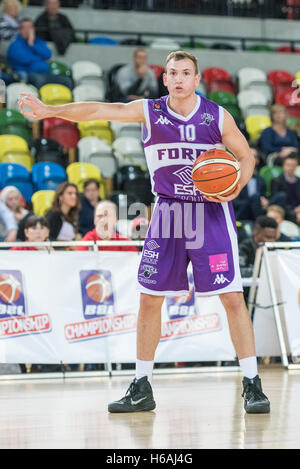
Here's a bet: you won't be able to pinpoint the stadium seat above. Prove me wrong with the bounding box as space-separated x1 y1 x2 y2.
181 41 207 49
238 67 267 91
108 191 140 220
0 109 32 143
43 118 80 154
71 61 103 85
149 38 181 49
73 84 105 102
259 166 283 197
211 43 235 50
223 103 241 121
31 138 67 167
277 45 300 53
275 88 299 107
0 163 33 201
112 137 146 167
89 36 118 46
201 67 231 84
32 162 67 191
0 134 28 158
49 60 72 78
208 90 237 106
66 162 106 198
247 44 274 52
237 90 268 117
110 121 142 140
268 70 294 90
114 165 153 205
77 137 117 178
78 121 113 144
245 115 271 141
245 82 273 103
40 84 73 105
149 64 165 78
28 73 74 90
244 105 271 119
206 79 236 94
31 190 55 216
2 151 32 171
6 83 38 113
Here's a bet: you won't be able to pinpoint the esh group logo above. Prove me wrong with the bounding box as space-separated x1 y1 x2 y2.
161 273 221 341
64 270 136 343
0 270 50 338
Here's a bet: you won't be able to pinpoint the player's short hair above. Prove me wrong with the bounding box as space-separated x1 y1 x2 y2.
165 50 199 75
254 215 278 231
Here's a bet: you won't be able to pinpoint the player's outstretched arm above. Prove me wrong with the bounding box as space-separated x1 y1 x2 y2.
18 93 145 123
205 109 255 203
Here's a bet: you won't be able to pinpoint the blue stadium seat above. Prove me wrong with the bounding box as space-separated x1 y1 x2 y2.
32 162 67 191
89 36 118 46
0 163 33 201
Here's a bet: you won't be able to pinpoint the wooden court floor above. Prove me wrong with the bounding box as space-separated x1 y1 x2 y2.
0 368 299 449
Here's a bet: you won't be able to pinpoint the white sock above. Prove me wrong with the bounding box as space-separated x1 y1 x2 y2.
239 356 258 379
136 359 154 384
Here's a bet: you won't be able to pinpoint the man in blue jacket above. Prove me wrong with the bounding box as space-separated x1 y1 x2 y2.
8 18 51 80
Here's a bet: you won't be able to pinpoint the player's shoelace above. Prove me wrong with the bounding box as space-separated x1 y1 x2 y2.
124 380 138 398
242 382 264 400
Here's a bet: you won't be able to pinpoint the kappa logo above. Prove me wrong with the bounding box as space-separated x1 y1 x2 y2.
173 166 192 185
213 274 230 285
199 113 214 126
146 240 160 250
155 115 174 126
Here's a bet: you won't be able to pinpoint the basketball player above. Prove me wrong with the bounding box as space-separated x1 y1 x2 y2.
18 51 270 414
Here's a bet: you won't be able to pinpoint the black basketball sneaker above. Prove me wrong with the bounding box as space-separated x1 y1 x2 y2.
242 375 270 414
108 376 156 413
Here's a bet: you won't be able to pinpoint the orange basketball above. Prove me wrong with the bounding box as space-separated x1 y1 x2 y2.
0 274 21 304
86 273 110 303
192 149 240 197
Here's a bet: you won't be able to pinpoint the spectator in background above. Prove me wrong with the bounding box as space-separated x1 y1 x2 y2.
78 179 101 236
0 186 29 227
270 153 300 223
46 182 80 241
0 0 21 40
0 199 17 241
233 146 269 221
115 48 158 102
76 200 138 252
8 18 51 81
266 204 299 241
258 104 299 165
35 0 76 55
10 215 50 250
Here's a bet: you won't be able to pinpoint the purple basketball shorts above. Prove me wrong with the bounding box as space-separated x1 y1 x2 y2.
137 197 243 297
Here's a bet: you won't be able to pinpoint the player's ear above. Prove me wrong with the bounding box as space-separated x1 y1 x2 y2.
195 73 201 87
162 72 168 87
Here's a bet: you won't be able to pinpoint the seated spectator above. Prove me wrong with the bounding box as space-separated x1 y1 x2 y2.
0 0 21 40
35 0 76 55
270 153 300 223
267 204 299 241
10 215 50 250
258 104 300 165
0 199 17 241
233 146 269 221
0 185 29 225
76 200 138 252
8 18 52 81
239 216 278 304
78 178 101 237
115 48 158 102
46 182 80 241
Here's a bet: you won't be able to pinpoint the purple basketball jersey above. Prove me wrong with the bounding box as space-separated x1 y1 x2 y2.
142 95 225 202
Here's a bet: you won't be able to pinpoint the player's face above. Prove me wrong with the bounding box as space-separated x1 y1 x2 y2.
163 58 200 98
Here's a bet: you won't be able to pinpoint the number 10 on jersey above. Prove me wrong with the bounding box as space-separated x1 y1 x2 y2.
179 124 196 142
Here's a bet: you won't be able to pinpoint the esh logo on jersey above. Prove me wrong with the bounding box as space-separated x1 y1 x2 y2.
199 113 214 126
173 166 192 185
146 240 160 251
155 115 174 126
213 274 230 285
0 270 50 338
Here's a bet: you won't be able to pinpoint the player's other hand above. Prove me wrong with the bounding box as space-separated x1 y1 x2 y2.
204 183 241 203
18 93 52 120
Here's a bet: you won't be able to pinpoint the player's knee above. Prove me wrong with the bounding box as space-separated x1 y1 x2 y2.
139 293 164 315
219 291 245 316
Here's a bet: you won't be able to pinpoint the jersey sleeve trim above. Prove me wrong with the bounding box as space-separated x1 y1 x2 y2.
142 99 151 144
218 105 224 136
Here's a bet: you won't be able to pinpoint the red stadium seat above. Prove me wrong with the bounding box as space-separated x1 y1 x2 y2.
275 88 299 106
43 117 80 163
149 64 165 78
201 67 231 83
276 45 300 53
206 79 236 94
268 69 295 86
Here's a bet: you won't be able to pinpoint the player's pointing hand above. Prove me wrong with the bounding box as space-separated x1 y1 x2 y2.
18 93 51 120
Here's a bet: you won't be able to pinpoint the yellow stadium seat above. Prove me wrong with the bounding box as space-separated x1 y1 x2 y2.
245 115 271 141
31 190 55 217
66 162 106 198
0 134 29 158
78 121 113 144
40 84 73 105
2 151 32 171
295 71 300 85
